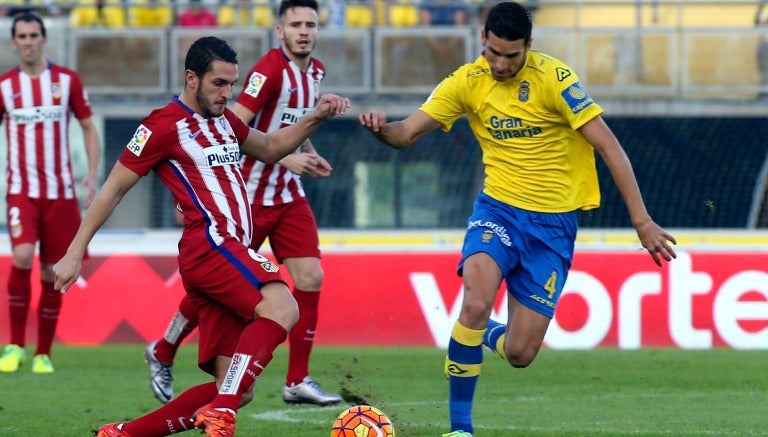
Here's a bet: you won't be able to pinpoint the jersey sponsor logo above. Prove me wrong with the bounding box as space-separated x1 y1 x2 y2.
561 82 594 114
486 115 542 140
203 143 241 167
468 219 512 247
10 105 66 124
126 124 152 156
287 86 298 93
279 107 313 125
244 72 267 98
556 67 572 82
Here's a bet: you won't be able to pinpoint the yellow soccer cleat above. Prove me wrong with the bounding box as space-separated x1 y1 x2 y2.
31 354 54 374
0 344 26 372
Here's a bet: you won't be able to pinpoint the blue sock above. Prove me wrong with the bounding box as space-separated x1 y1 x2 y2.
445 322 484 434
482 318 506 359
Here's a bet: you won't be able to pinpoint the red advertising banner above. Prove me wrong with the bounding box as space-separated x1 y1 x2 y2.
0 251 765 349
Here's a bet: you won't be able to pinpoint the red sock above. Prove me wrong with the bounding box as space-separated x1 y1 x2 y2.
286 288 320 386
211 317 287 412
155 294 198 364
7 266 32 346
35 281 61 356
123 381 217 436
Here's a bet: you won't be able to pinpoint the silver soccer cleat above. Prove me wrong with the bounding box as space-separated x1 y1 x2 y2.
282 376 342 406
144 341 174 404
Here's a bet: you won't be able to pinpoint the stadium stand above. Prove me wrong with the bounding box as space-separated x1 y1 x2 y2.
69 0 127 28
217 0 274 27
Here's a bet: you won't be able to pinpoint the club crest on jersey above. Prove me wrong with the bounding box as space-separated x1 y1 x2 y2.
244 72 267 98
518 81 530 102
203 143 241 167
126 124 152 156
50 82 62 99
248 249 280 273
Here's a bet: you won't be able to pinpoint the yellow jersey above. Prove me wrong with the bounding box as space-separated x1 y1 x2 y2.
420 51 603 213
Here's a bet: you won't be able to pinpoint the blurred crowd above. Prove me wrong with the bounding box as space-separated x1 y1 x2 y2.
0 0 540 29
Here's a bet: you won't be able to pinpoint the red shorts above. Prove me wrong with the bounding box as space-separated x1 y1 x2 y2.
250 197 321 262
179 240 286 374
6 195 85 263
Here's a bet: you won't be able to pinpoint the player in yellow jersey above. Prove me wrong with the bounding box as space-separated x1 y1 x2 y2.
358 2 677 436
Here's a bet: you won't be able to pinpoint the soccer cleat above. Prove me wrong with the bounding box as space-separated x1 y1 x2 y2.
0 344 26 372
144 341 174 404
282 376 342 406
442 431 473 437
192 403 236 437
31 354 54 374
94 423 132 436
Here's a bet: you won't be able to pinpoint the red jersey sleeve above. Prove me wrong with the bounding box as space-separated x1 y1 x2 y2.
225 108 251 143
64 69 93 120
118 108 174 176
235 50 284 116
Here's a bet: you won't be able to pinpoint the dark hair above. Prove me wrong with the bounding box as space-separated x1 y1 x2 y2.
484 1 532 43
11 11 46 38
185 36 238 78
278 0 319 18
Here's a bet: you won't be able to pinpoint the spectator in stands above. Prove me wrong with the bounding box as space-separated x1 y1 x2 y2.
217 0 274 27
178 0 217 27
419 0 469 80
69 0 126 27
756 0 768 98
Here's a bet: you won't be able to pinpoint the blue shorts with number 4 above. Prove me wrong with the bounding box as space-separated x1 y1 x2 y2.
458 192 578 318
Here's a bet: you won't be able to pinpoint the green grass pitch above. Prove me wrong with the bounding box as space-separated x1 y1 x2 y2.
0 345 765 436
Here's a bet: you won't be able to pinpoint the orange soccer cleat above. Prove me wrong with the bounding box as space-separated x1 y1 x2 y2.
192 403 236 437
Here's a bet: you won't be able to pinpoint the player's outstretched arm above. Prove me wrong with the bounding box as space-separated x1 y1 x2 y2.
358 110 441 149
53 162 142 293
240 93 350 163
580 116 677 266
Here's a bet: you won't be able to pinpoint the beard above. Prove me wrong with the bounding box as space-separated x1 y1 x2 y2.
196 87 224 118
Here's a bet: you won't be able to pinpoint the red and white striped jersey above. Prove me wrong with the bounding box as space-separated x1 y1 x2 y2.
0 62 93 199
119 97 252 263
236 47 325 206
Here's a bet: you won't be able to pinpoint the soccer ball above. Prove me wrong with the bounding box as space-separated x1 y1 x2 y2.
330 405 396 437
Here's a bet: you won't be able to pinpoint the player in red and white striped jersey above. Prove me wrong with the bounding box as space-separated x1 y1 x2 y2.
146 0 342 407
0 12 101 375
52 36 350 437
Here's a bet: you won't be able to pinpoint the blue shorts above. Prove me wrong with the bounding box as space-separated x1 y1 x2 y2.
458 192 578 318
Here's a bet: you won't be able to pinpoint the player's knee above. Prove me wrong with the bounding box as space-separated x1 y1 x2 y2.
460 297 492 323
292 266 324 290
504 345 540 368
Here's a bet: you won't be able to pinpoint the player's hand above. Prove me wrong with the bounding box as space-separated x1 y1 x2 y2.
635 220 677 267
358 111 387 132
80 172 99 206
52 254 83 294
280 152 333 178
313 93 351 119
